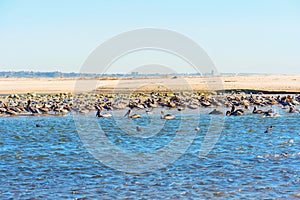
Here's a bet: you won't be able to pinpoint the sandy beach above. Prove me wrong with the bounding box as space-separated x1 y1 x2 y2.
0 74 299 94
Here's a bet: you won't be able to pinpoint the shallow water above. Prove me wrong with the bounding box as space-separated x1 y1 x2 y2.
0 108 300 199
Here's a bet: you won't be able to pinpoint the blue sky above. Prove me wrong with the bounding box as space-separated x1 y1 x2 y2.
0 0 300 73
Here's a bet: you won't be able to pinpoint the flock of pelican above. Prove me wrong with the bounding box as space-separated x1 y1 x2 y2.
0 92 300 118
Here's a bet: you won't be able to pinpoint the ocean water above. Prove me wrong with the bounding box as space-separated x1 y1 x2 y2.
0 108 299 199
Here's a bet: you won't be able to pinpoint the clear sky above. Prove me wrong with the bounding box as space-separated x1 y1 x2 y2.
0 0 300 74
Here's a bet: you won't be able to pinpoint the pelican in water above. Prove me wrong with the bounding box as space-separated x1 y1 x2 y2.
145 108 153 115
226 105 244 116
124 109 142 119
252 106 265 114
263 109 278 117
209 109 223 115
136 126 143 132
289 105 300 113
95 105 112 118
264 126 273 133
161 110 176 120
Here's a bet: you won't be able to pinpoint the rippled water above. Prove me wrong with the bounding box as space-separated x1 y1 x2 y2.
0 108 300 199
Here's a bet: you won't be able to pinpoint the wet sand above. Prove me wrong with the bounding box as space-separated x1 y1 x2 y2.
0 74 299 94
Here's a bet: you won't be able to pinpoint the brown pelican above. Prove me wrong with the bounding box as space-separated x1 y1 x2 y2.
2 103 17 116
263 109 278 117
264 126 273 133
161 110 176 120
124 109 142 119
38 103 50 114
136 126 143 132
10 106 22 113
201 101 211 107
209 109 223 115
167 101 176 108
53 104 68 115
177 106 185 111
79 108 89 115
95 105 112 118
25 100 37 114
252 106 265 114
226 105 244 116
187 104 198 109
289 105 300 113
241 100 250 107
145 108 153 115
0 106 6 114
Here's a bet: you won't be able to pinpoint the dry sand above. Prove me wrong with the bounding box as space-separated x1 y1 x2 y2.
0 74 299 94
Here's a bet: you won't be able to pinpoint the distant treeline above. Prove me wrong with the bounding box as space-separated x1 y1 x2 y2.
0 71 98 78
0 71 203 78
0 71 260 78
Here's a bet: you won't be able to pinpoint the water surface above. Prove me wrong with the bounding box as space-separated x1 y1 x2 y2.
0 109 299 199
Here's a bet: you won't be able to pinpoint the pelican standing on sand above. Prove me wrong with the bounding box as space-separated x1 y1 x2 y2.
95 105 112 118
161 110 176 120
25 100 40 114
2 103 17 115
